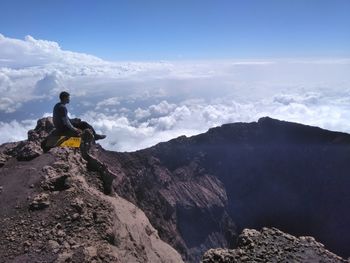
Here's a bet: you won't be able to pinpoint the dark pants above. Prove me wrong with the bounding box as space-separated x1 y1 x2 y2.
55 119 97 137
70 119 97 136
41 119 97 152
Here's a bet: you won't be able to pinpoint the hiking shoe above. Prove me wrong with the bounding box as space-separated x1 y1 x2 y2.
95 134 106 140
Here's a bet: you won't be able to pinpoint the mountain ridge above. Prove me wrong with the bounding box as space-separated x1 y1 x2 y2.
1 116 350 262
85 116 350 261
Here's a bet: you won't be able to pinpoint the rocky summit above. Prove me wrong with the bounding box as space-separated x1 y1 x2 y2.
202 227 348 263
0 117 350 262
0 118 182 263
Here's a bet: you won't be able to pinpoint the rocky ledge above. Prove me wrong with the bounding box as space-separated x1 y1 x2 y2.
202 227 350 263
0 118 183 263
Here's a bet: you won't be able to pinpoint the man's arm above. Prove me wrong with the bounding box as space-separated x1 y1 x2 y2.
62 116 77 132
59 105 80 135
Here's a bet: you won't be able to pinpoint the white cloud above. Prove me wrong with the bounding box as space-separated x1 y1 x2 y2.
0 119 36 144
273 92 321 106
35 72 64 97
2 94 350 151
148 100 176 116
1 34 350 151
134 108 151 120
95 97 120 110
0 98 21 113
76 96 350 151
0 33 102 67
0 72 11 92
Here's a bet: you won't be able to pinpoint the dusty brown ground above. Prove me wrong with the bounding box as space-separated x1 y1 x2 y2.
0 119 183 263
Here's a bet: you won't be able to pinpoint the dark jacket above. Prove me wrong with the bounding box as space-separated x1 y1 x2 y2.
53 102 75 132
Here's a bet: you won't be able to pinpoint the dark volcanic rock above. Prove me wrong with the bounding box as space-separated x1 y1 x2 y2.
16 141 43 161
28 117 55 142
95 117 350 261
93 145 236 262
202 227 349 263
0 142 19 167
1 118 54 162
29 193 51 210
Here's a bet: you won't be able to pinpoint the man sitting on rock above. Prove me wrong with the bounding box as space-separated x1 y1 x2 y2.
53 91 106 140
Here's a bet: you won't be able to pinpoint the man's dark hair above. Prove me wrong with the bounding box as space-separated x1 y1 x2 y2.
59 91 70 101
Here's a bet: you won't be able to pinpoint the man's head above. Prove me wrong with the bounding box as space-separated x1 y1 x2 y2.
59 91 70 104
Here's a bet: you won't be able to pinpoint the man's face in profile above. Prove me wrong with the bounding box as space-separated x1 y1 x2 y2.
62 95 70 104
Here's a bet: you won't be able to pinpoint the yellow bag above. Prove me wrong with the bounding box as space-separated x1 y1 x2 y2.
58 136 81 147
46 136 81 148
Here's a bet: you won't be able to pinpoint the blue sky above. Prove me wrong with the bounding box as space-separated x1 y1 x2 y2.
1 0 349 60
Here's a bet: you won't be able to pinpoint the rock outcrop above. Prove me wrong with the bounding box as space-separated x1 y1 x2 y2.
202 227 349 263
0 118 183 263
0 117 53 163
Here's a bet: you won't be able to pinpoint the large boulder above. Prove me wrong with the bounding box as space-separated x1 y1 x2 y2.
202 227 349 263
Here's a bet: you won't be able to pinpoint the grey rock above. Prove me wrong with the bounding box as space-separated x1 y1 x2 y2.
202 227 349 263
29 193 50 210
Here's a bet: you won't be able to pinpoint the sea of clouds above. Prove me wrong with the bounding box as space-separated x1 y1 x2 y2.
1 34 350 151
